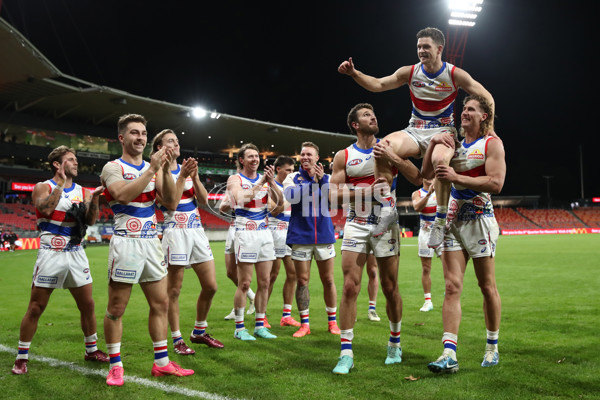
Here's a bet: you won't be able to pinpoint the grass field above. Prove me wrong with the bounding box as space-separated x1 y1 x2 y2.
0 235 598 399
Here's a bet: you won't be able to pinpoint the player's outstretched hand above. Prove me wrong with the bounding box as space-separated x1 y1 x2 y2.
338 57 357 76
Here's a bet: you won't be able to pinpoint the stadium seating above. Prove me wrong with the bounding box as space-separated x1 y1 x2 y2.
494 207 539 230
517 208 587 229
572 207 600 228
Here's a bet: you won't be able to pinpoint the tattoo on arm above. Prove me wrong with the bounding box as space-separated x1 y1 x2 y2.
38 187 63 215
296 285 310 310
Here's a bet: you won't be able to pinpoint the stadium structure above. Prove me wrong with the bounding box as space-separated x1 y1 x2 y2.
0 17 598 251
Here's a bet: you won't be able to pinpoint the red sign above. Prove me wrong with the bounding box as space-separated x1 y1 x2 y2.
207 193 225 200
593 197 600 203
501 228 600 235
11 182 35 191
11 182 96 192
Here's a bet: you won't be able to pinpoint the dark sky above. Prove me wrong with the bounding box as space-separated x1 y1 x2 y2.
0 0 594 204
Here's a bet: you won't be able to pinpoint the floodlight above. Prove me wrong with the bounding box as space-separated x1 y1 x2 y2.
192 107 207 118
448 0 483 27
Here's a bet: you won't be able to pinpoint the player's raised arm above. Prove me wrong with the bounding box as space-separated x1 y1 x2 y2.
338 57 411 93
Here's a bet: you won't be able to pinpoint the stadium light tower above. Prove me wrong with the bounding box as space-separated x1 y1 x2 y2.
446 0 483 67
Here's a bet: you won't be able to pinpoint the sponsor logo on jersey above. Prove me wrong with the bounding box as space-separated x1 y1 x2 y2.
342 239 357 247
115 269 137 279
388 239 397 244
37 275 58 285
70 196 83 204
241 252 257 259
171 253 188 262
123 173 137 180
478 239 487 245
467 149 484 160
348 158 363 166
412 81 426 88
435 81 453 92
83 268 90 274
292 250 307 258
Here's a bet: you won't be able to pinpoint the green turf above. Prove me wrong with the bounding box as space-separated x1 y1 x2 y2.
0 235 598 399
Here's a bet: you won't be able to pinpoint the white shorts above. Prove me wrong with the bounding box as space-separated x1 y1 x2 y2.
162 228 214 267
32 247 92 289
291 243 336 261
235 229 275 263
271 229 292 258
341 221 399 258
403 126 457 158
224 226 236 254
443 217 499 258
418 225 442 258
108 235 167 284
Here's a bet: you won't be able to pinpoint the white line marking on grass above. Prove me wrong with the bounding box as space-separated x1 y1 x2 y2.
1 344 243 400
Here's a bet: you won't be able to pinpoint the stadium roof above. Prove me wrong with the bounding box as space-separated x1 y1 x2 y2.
0 17 355 159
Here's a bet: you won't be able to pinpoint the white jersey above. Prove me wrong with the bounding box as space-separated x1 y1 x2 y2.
448 136 497 223
102 158 158 238
344 141 397 223
268 180 290 231
36 180 85 250
418 188 437 230
159 164 202 230
233 172 269 231
408 62 458 129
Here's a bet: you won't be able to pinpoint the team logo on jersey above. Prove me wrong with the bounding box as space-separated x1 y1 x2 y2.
123 173 137 180
348 158 363 166
126 218 142 232
472 197 485 208
435 81 453 92
246 221 257 230
412 81 426 88
51 236 67 249
467 149 484 160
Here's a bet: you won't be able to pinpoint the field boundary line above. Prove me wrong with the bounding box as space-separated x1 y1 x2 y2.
0 344 244 400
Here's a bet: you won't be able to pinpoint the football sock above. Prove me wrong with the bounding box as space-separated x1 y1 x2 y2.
389 321 401 348
171 330 183 344
442 332 458 358
326 306 337 323
192 321 207 336
84 333 98 353
299 309 309 326
153 340 169 367
282 304 292 318
106 342 122 368
255 313 266 329
16 340 31 360
235 307 245 332
486 329 499 351
340 329 354 357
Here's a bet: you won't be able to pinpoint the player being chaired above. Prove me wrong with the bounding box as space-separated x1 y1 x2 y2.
338 27 495 242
